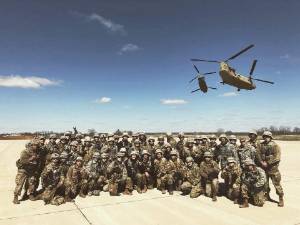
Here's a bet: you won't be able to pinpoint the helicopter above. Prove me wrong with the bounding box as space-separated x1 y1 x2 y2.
189 44 274 93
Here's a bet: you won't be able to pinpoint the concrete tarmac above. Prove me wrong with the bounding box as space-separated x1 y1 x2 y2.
0 140 300 225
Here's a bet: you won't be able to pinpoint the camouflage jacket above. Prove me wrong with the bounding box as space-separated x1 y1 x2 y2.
217 143 239 169
241 167 266 192
171 158 185 175
160 159 176 177
41 162 64 189
85 159 101 179
238 144 257 168
66 164 87 184
153 158 166 177
183 164 201 186
16 147 40 174
221 164 241 187
107 160 128 181
126 159 139 178
138 159 153 175
199 160 220 181
257 140 281 174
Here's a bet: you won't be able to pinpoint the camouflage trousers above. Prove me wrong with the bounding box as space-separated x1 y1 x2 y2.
136 173 154 189
14 170 37 196
87 175 108 193
224 183 240 200
64 179 88 198
203 178 219 197
40 183 65 205
181 181 203 198
241 184 265 206
108 177 132 196
265 170 284 197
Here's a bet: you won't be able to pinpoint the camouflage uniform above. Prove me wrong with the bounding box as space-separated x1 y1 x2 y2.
240 159 266 207
199 152 220 201
160 158 176 195
13 140 40 204
125 151 139 191
40 153 65 205
170 150 185 191
153 149 166 190
85 152 102 196
221 157 241 203
64 157 88 201
238 138 257 168
136 150 153 193
181 157 203 198
257 131 284 206
217 135 239 169
107 153 132 196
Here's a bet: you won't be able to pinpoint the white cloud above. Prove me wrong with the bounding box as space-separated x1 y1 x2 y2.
86 13 126 35
0 75 61 89
95 97 111 104
160 99 188 105
118 43 141 55
219 92 238 97
280 54 290 59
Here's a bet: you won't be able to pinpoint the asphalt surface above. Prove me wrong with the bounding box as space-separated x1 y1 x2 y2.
0 140 300 225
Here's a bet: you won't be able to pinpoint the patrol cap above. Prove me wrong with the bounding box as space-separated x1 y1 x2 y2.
101 153 109 158
139 132 145 136
262 131 273 139
249 130 258 136
203 151 213 158
75 156 83 162
49 134 57 139
122 132 129 138
141 150 151 156
244 158 255 166
155 149 163 154
229 135 237 140
186 156 194 163
119 148 127 153
170 149 178 156
51 153 60 159
209 134 217 140
227 157 236 164
93 152 101 158
107 133 114 137
60 151 69 159
70 141 78 146
219 134 228 140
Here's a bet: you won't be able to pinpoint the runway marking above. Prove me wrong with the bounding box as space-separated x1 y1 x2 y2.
73 201 92 225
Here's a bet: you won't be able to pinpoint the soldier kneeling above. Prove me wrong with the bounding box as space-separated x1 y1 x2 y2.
221 157 241 204
86 152 102 196
239 159 266 208
199 151 220 201
181 157 203 198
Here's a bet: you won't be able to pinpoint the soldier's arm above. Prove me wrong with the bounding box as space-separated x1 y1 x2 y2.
268 143 281 165
199 163 208 178
255 168 266 188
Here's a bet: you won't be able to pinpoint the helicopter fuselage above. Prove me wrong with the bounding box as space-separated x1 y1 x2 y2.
219 62 255 90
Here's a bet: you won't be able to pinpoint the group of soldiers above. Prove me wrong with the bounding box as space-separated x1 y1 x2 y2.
13 130 284 208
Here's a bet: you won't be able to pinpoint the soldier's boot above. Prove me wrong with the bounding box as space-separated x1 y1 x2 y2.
65 196 75 202
93 190 100 196
264 192 271 201
28 194 36 201
79 191 86 198
278 196 284 207
168 186 173 195
13 194 20 204
233 198 238 204
212 195 217 202
161 189 166 194
123 188 132 195
137 186 142 194
88 191 93 196
142 186 147 193
239 198 249 208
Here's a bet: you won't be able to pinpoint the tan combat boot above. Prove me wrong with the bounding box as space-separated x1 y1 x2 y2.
278 196 284 207
13 195 20 204
239 198 249 208
123 188 132 195
212 195 217 202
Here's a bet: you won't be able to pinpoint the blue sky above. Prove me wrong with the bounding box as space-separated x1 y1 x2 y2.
0 0 300 133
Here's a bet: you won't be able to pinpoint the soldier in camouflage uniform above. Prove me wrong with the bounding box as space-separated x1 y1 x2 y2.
99 134 107 146
107 152 132 196
117 133 132 152
153 149 166 191
247 130 260 149
159 152 176 195
58 136 70 153
229 135 238 146
221 157 241 204
60 151 71 176
146 136 156 159
92 133 102 151
257 131 284 207
64 157 88 201
138 132 147 147
69 141 82 165
86 152 102 196
175 132 185 159
136 150 153 193
45 134 59 165
13 139 41 204
181 157 203 198
182 138 194 162
170 149 185 191
238 137 257 169
98 153 110 192
199 151 220 201
155 135 166 150
131 139 143 156
40 153 65 205
125 151 139 192
83 136 97 163
209 134 218 161
239 159 266 208
217 134 239 169
166 132 177 148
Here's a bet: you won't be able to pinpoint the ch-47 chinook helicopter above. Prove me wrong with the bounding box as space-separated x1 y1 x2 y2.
189 44 274 93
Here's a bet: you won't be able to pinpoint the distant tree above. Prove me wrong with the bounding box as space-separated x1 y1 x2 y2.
293 127 300 134
114 129 123 136
225 130 233 135
87 129 96 136
217 128 225 134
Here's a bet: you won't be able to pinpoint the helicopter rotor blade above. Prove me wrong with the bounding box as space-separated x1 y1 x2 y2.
225 44 255 62
190 59 220 63
252 78 274 84
191 88 201 93
189 76 199 83
249 59 257 76
193 64 200 73
203 72 217 75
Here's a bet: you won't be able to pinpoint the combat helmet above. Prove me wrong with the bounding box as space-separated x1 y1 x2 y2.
186 156 194 163
227 157 236 164
170 149 178 156
203 151 213 158
262 131 273 139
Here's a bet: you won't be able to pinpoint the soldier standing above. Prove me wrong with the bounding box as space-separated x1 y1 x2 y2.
238 137 257 168
217 134 239 169
257 131 284 207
